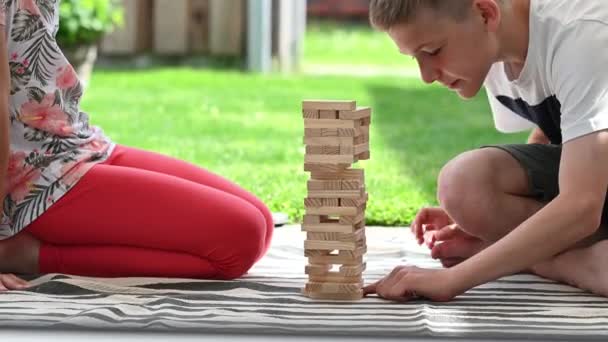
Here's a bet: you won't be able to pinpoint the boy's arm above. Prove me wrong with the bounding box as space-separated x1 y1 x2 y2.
448 130 608 295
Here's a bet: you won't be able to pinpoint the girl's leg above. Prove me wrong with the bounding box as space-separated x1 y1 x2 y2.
24 163 269 279
104 145 273 260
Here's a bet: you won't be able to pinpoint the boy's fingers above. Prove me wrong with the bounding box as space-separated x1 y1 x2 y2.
423 230 436 248
434 225 459 241
363 281 379 295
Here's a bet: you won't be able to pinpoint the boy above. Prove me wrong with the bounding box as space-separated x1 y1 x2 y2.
363 0 608 302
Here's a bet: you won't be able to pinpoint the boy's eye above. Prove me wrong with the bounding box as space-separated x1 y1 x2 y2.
428 48 441 56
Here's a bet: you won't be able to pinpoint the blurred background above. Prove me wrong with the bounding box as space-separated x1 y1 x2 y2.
60 0 528 226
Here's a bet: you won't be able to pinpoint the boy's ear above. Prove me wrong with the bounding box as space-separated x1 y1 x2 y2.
472 0 501 32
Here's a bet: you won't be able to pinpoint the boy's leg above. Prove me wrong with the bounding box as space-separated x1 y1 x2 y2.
104 145 273 261
437 145 552 242
531 239 608 297
22 163 269 279
432 143 608 264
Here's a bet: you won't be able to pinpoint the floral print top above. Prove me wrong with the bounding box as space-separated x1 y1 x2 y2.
0 0 115 239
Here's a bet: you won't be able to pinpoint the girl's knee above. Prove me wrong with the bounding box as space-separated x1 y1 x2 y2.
214 208 270 279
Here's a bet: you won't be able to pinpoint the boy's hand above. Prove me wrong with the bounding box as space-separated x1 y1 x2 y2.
0 273 29 291
411 207 453 245
363 266 458 302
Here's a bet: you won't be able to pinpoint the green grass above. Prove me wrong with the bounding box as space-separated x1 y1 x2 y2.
80 21 528 226
304 20 417 68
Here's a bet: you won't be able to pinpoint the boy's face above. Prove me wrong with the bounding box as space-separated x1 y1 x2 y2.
387 6 497 99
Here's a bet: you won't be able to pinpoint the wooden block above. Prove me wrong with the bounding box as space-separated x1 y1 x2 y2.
304 128 322 137
304 119 357 129
308 254 363 266
304 128 342 137
357 150 370 161
304 240 357 251
361 116 371 126
354 143 369 155
305 154 355 164
340 263 366 276
304 136 355 146
305 146 322 154
305 282 362 293
304 198 324 207
303 215 321 224
354 133 369 145
337 128 360 137
304 264 365 278
302 223 358 233
304 249 330 257
309 274 362 283
339 107 371 120
307 180 342 191
306 206 359 216
303 100 356 111
321 146 341 155
339 145 354 154
322 198 339 206
304 264 334 275
309 168 364 181
340 180 362 190
340 246 367 258
303 109 319 119
340 193 368 207
319 110 338 119
307 188 365 199
305 265 365 279
304 163 350 173
305 264 332 275
339 211 365 225
303 289 363 301
307 228 364 242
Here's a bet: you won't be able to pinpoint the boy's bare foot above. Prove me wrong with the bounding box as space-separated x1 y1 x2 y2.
531 240 608 297
424 227 490 268
0 232 40 274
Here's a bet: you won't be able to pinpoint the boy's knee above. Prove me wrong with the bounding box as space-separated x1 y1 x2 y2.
438 151 488 205
437 150 498 234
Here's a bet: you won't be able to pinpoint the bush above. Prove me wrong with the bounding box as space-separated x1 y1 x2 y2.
56 0 124 48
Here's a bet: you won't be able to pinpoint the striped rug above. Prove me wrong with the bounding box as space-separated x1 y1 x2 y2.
0 226 607 340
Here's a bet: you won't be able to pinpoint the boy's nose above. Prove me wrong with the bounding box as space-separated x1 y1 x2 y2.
419 64 439 84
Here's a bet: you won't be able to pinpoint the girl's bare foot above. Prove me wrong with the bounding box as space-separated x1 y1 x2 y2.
0 273 29 291
531 240 608 297
0 232 40 274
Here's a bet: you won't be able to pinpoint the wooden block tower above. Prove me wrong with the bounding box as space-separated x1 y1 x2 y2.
301 99 371 300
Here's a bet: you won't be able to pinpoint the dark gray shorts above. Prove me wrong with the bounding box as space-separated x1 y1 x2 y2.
483 143 608 224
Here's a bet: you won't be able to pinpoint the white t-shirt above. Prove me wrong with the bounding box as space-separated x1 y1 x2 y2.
484 0 608 144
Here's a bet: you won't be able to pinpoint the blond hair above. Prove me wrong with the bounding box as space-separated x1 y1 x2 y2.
369 0 475 31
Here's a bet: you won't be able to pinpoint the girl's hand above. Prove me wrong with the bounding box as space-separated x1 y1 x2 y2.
0 273 29 291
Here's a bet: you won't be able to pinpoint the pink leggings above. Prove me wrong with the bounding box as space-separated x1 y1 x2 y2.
23 145 274 279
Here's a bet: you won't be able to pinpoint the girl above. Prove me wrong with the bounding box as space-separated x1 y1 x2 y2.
0 0 273 291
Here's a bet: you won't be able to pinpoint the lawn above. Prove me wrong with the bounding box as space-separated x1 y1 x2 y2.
80 21 528 226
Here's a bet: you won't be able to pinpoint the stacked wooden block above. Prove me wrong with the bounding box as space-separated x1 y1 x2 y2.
301 100 370 300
